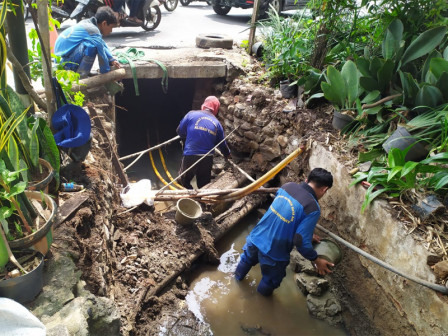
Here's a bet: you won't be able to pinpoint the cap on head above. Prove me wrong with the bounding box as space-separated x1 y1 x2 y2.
201 96 220 116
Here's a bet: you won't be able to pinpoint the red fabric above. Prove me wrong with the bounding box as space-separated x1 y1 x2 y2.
104 0 113 8
201 96 220 116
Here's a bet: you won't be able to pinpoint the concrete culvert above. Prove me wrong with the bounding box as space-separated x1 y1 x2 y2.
196 34 233 49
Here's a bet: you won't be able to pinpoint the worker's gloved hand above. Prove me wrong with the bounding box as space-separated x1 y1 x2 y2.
313 257 334 276
312 234 321 244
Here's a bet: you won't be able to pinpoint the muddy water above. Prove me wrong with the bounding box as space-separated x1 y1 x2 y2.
186 213 348 336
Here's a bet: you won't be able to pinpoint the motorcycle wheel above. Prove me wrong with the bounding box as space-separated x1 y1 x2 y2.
212 4 231 15
180 0 190 6
164 0 178 11
142 5 161 31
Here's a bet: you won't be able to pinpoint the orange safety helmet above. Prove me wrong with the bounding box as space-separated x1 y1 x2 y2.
201 96 220 116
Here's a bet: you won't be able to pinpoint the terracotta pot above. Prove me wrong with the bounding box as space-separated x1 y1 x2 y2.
8 191 57 256
27 158 54 193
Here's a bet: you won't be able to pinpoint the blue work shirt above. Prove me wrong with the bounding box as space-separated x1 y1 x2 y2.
177 110 230 156
248 182 320 261
54 17 115 74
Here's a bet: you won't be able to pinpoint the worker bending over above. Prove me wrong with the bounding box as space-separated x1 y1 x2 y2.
176 96 231 189
235 168 335 296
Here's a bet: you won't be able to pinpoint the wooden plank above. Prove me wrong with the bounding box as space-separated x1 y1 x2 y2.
53 194 89 229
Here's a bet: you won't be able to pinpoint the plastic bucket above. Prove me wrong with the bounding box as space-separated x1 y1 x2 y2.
332 110 354 130
0 251 44 303
175 198 202 225
314 239 343 265
382 126 429 162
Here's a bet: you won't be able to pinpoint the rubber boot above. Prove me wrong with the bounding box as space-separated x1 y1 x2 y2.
234 260 252 281
257 279 274 297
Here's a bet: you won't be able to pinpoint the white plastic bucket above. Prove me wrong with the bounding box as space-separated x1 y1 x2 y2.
175 198 202 225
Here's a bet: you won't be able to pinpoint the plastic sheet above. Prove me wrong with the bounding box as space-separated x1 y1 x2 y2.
0 298 46 336
120 179 156 207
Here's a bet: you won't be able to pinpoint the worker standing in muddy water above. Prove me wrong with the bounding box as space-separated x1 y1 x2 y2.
176 96 231 189
235 168 335 296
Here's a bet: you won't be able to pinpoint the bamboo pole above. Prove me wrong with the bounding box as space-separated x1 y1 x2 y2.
36 0 56 122
219 146 305 201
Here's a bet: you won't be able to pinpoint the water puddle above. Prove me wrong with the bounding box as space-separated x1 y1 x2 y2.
186 213 348 336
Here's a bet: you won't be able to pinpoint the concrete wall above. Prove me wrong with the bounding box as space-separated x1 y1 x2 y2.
309 143 448 336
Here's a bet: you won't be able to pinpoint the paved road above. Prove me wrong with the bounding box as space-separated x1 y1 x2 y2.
104 3 253 48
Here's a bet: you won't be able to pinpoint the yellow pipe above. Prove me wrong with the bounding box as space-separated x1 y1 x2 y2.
219 146 305 201
149 150 177 190
158 148 185 189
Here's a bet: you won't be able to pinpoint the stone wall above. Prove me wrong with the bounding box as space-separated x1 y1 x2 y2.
218 79 448 336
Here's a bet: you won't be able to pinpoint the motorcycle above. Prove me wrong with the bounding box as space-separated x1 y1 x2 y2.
53 0 161 31
159 0 178 11
180 0 211 6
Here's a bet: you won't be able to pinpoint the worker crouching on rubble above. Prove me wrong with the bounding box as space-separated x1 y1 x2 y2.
54 6 121 78
235 168 335 296
176 96 231 189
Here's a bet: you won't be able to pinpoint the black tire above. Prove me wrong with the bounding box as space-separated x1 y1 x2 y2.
212 4 231 15
141 5 161 31
180 0 190 6
164 0 178 11
196 33 233 49
259 0 281 18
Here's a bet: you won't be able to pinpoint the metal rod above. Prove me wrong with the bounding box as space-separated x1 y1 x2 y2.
155 127 238 195
119 135 181 161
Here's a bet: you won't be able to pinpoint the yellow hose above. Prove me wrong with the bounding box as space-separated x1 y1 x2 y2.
158 148 185 189
218 146 305 201
149 150 177 190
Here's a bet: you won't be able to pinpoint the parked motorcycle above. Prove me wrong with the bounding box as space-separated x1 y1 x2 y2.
159 0 178 11
180 0 211 6
52 0 161 31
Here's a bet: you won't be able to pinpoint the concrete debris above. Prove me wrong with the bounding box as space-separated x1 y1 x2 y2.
306 291 343 326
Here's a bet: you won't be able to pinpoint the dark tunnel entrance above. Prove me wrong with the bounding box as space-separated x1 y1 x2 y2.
115 78 224 187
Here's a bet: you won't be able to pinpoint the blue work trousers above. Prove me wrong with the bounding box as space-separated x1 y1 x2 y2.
236 240 289 293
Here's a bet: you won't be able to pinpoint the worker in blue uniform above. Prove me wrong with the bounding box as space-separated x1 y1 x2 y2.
176 96 231 189
234 168 334 296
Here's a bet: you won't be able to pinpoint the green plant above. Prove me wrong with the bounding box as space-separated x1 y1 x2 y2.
260 10 316 80
320 60 362 111
28 26 85 107
351 148 448 212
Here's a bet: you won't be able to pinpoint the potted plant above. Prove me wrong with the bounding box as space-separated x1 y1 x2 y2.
320 60 370 130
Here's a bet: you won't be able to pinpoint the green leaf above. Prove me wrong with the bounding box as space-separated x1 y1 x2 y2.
360 76 379 91
401 26 447 67
358 148 384 162
356 58 371 77
421 152 448 164
370 58 383 81
399 71 419 106
321 82 342 109
361 90 380 104
432 173 448 190
422 51 442 82
377 59 394 93
364 106 382 115
387 166 402 182
436 72 448 101
326 66 347 107
341 60 359 108
429 57 448 80
415 85 443 108
401 161 419 177
382 19 403 59
388 148 405 167
8 182 27 198
29 118 39 167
